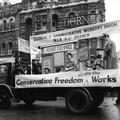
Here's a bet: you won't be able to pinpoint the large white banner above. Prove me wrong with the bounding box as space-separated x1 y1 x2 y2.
18 37 30 53
15 69 120 88
30 20 120 47
0 57 15 64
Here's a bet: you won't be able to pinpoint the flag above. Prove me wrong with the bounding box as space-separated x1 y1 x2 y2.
18 37 30 53
30 46 42 62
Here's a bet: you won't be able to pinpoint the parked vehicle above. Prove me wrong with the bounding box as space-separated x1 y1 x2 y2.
0 20 120 115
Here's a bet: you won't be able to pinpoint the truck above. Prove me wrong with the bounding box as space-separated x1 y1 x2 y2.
0 20 120 115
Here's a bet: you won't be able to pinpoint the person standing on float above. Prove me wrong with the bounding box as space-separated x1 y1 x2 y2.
103 34 118 69
103 34 119 104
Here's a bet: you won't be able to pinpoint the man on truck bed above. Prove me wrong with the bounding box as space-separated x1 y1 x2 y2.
103 34 119 104
103 34 118 69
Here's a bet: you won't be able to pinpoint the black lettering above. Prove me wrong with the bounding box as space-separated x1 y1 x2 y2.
107 75 112 82
16 79 22 85
55 77 83 84
92 75 117 83
92 76 98 82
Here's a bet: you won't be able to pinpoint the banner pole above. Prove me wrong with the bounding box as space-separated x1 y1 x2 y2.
30 37 33 74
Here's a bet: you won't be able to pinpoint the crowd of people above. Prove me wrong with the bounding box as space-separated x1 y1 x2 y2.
82 53 103 71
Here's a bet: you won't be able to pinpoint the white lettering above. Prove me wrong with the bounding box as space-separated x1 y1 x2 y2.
43 44 74 54
65 16 88 27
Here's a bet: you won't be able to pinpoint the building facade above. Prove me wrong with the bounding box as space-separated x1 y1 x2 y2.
0 0 21 60
20 0 105 39
0 0 105 63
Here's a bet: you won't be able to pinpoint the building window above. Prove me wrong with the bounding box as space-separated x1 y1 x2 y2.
32 1 37 9
0 20 3 31
89 10 104 24
35 14 47 31
9 17 15 29
89 10 96 24
1 43 6 55
8 42 13 55
52 14 58 31
3 19 8 31
97 11 104 22
25 17 33 39
35 15 41 31
41 15 47 31
42 21 47 31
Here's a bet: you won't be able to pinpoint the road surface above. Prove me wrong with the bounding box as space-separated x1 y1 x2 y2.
0 97 119 120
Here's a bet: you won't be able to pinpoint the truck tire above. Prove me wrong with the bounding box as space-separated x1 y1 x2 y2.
92 93 104 107
23 99 35 105
0 90 11 109
65 89 92 115
22 90 35 105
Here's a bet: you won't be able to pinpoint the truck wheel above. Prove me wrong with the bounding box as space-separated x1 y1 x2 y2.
0 91 11 109
23 99 35 105
92 94 104 107
65 89 92 115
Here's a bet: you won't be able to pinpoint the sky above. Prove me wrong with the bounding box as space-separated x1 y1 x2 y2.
105 0 120 52
0 0 120 51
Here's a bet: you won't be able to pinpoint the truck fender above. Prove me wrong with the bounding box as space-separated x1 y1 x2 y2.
82 88 93 102
0 84 15 99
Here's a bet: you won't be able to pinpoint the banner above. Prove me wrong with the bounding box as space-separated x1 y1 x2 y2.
0 57 15 64
29 38 42 62
30 20 120 47
18 37 30 53
30 47 42 61
15 69 120 88
43 43 74 54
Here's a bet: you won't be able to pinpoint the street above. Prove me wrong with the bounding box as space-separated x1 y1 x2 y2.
0 97 119 120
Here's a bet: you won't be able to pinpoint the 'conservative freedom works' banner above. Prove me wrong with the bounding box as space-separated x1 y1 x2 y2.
15 69 120 88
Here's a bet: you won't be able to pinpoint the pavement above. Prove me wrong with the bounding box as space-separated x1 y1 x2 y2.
0 97 119 120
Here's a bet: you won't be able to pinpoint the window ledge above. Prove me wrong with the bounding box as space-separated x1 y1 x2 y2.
0 28 20 33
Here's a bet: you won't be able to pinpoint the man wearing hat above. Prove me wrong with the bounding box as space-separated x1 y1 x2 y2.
95 54 103 68
94 62 102 70
88 55 96 69
103 34 118 69
103 34 119 104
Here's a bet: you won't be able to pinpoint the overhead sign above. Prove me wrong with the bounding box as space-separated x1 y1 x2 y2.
43 43 74 54
15 69 120 88
30 20 120 47
18 37 30 53
0 57 15 64
64 16 88 27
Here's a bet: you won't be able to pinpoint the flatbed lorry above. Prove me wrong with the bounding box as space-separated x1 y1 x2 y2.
0 20 120 115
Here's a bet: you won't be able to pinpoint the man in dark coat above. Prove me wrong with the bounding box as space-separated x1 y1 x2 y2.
103 34 119 104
